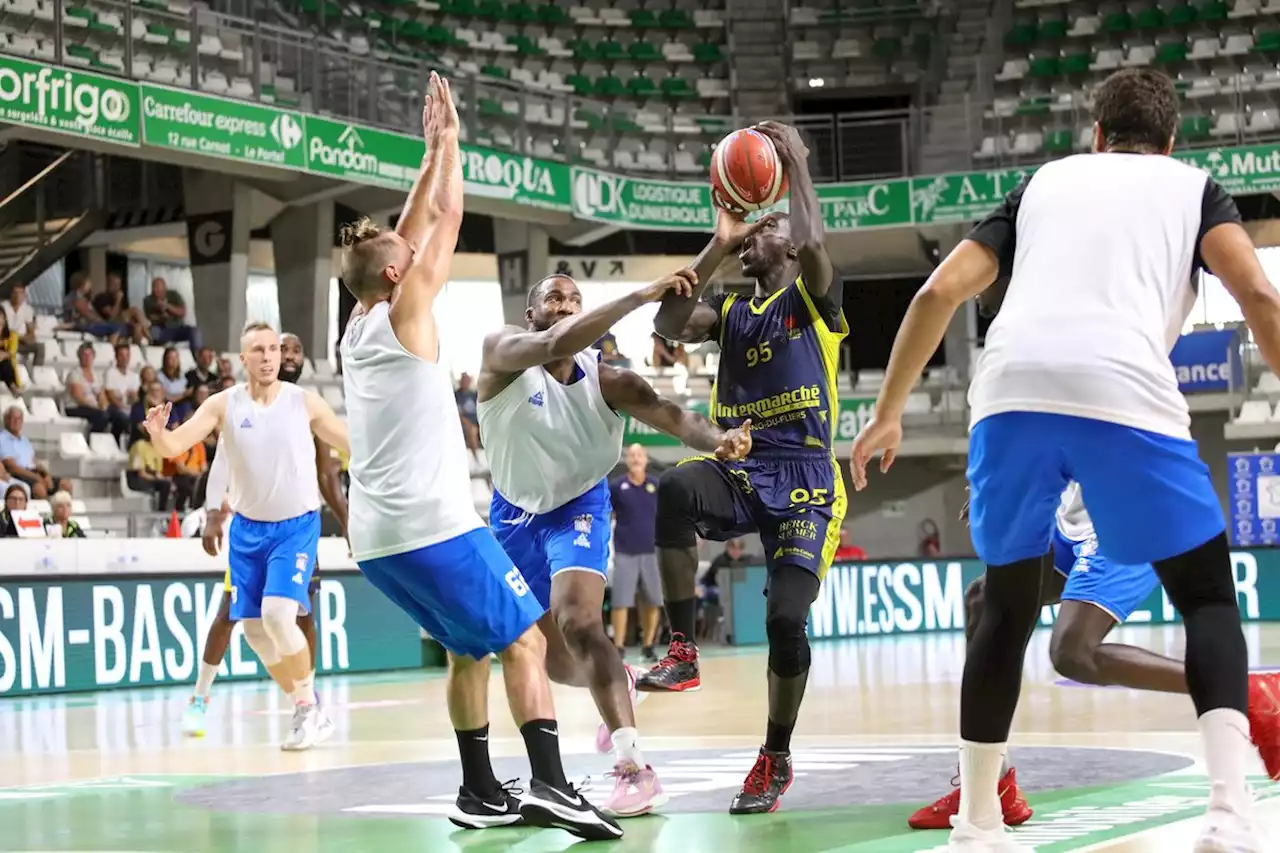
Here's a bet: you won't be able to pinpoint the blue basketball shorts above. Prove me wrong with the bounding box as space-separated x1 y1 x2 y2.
489 478 612 609
358 528 544 659
227 510 321 621
1051 526 1160 623
967 411 1224 567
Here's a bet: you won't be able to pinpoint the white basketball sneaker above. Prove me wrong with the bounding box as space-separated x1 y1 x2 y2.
1194 784 1269 853
281 703 334 751
948 819 1035 853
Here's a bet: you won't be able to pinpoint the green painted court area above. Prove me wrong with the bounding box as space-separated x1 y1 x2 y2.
3 774 1278 852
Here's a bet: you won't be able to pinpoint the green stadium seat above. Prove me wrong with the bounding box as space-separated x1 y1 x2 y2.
1253 30 1280 52
65 43 95 62
629 8 659 28
661 76 696 99
475 0 503 19
566 73 593 95
1029 55 1060 77
1155 41 1188 64
1006 21 1037 47
697 148 713 168
693 41 725 63
481 63 509 79
1197 0 1228 20
1181 114 1211 139
629 40 663 62
505 1 536 23
574 107 605 131
1102 11 1133 33
596 40 627 61
450 0 479 16
610 114 643 133
872 37 902 59
594 75 626 97
478 97 506 118
537 2 570 25
659 8 696 29
1061 51 1091 73
570 39 595 61
1044 128 1074 153
508 34 545 56
1016 95 1051 114
1134 6 1167 30
626 75 658 98
1168 3 1198 25
1039 18 1067 39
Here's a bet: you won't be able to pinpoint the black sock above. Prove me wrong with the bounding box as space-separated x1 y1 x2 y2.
764 718 795 753
666 597 697 643
520 719 569 789
455 725 500 796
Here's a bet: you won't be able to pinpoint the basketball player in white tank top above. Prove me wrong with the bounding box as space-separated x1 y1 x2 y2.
334 74 619 842
477 272 752 817
141 323 349 751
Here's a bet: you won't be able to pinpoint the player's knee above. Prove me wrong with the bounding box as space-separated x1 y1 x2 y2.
500 624 546 665
965 576 986 612
765 602 811 678
654 469 698 549
260 596 301 642
1048 626 1098 683
554 606 602 653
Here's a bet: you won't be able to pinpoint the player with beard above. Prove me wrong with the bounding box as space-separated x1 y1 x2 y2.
181 332 349 739
476 271 751 817
640 121 847 815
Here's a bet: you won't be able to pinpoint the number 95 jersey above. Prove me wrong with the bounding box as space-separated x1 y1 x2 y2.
704 278 847 453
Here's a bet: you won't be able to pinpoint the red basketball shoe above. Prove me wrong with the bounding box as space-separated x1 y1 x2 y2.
907 767 1033 830
1248 672 1280 780
635 633 700 693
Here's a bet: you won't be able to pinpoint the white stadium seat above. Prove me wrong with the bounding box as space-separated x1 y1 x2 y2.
1236 399 1273 423
59 432 91 458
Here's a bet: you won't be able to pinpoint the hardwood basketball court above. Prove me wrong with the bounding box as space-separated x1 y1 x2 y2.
3 623 1279 852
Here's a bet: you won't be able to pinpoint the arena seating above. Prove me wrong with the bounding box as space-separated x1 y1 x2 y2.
788 0 938 93
0 0 734 176
980 0 1280 162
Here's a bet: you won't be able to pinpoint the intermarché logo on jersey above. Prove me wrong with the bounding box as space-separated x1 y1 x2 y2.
0 61 134 138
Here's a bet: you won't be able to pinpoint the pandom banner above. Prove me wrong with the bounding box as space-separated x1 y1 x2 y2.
0 572 422 696
9 54 1280 231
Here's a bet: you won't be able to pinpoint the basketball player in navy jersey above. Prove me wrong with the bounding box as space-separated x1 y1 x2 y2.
642 121 847 814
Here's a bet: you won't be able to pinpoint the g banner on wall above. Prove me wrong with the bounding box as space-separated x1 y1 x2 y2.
729 551 1275 644
1230 452 1280 547
1169 328 1242 392
0 572 422 696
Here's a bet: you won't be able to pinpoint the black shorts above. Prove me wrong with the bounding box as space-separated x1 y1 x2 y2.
656 452 847 579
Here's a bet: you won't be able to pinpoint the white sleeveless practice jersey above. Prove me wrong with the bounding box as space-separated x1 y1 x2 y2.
1056 481 1095 543
477 350 624 514
220 383 321 522
341 301 483 560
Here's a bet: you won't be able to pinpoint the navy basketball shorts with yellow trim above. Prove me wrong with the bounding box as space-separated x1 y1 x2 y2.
655 450 848 579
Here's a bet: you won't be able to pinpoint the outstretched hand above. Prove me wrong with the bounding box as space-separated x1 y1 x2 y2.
715 419 752 461
754 121 810 165
642 269 697 302
422 71 459 143
849 415 902 491
142 402 172 439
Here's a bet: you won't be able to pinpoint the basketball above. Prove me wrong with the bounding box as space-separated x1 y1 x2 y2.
710 128 789 215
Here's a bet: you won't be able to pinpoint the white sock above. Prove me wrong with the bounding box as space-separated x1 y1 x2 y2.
1199 708 1254 814
958 740 1007 830
292 671 316 707
611 726 643 767
194 662 218 698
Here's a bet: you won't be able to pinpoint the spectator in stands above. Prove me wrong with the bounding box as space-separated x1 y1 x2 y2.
455 372 481 451
595 331 630 367
158 347 193 421
165 409 207 513
650 332 688 369
216 355 234 379
45 490 84 538
64 341 117 435
0 310 20 393
186 346 217 389
129 375 164 442
102 341 139 445
4 283 40 364
127 431 172 510
92 273 148 344
61 272 127 341
143 277 201 350
54 476 73 495
0 482 25 536
0 405 52 498
833 528 867 562
217 373 235 391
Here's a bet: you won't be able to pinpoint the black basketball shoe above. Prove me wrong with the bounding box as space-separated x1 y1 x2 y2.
635 633 700 692
729 747 794 815
448 780 526 829
518 778 623 841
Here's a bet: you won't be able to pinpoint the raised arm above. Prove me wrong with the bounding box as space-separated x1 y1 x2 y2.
303 389 349 456
598 364 751 459
756 122 834 300
314 436 348 533
654 209 756 343
483 271 695 375
397 72 457 250
388 73 463 357
143 391 228 458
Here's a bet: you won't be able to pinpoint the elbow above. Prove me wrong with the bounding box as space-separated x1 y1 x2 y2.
653 312 683 342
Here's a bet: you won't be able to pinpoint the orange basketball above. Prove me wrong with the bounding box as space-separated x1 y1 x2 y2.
710 128 789 214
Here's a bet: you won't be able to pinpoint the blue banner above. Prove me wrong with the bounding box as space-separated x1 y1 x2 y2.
1170 328 1242 392
1229 452 1280 547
